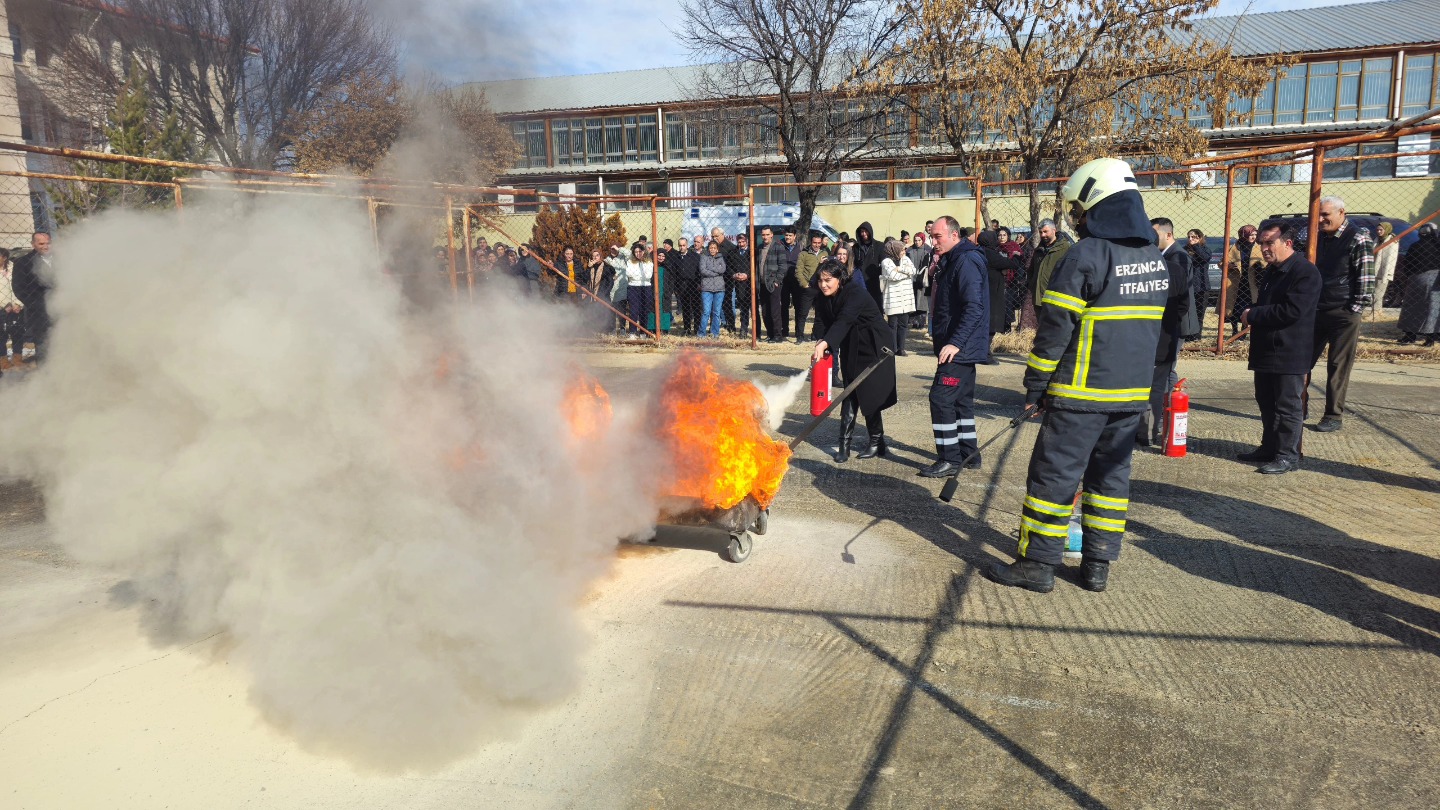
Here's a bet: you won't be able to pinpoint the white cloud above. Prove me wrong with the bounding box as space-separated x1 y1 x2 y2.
372 0 691 82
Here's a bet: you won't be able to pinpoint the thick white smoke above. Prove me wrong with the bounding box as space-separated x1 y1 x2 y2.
0 194 663 770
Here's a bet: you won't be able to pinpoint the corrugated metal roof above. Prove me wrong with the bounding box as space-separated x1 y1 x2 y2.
1179 0 1440 55
469 63 711 116
468 0 1440 116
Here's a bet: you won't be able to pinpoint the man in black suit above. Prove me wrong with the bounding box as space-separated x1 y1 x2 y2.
1240 223 1322 474
11 231 53 364
1140 218 1192 447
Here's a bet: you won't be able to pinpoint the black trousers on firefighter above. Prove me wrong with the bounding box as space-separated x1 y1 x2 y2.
928 361 977 463
1017 408 1141 566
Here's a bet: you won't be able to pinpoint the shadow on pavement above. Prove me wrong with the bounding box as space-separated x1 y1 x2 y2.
1131 480 1440 657
1187 436 1440 495
668 570 1113 810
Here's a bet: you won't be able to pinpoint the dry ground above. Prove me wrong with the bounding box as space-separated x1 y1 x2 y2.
2 341 1437 809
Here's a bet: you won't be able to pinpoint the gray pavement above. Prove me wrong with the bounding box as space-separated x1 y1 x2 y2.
2 346 1438 809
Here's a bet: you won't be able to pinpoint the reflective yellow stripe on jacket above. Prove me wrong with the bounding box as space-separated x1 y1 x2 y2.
1049 304 1164 402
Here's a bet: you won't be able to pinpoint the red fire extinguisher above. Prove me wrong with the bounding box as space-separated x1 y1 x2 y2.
811 353 834 416
1165 378 1189 458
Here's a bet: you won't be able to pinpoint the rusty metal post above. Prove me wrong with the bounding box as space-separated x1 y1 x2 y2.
445 196 459 299
367 197 381 257
1307 146 1325 265
1218 166 1235 356
172 184 183 210
974 178 985 233
462 205 474 300
652 196 661 345
748 186 759 349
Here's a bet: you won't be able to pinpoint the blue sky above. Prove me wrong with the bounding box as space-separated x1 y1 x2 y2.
382 0 1370 84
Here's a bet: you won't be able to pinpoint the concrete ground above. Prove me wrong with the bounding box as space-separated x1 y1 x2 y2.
3 343 1438 809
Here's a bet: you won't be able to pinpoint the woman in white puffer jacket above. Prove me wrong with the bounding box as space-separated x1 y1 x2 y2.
879 238 917 355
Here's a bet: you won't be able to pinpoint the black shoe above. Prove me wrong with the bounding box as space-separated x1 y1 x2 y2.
963 454 982 469
856 436 888 459
984 559 1055 594
1258 459 1300 474
1398 333 1417 345
833 401 858 463
918 460 960 478
1135 434 1151 448
1236 448 1274 463
1078 559 1110 592
983 357 1000 365
1425 337 1437 348
1313 417 1342 433
895 350 908 357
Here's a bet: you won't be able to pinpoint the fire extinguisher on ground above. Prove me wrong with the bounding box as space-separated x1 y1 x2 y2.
811 353 835 416
1164 378 1189 458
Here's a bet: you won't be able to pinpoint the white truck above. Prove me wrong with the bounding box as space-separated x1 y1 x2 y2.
680 204 842 243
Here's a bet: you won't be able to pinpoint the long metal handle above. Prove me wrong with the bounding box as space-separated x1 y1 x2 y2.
938 404 1039 502
787 348 894 451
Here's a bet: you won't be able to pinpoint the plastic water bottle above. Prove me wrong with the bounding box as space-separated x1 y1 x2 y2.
1064 495 1083 560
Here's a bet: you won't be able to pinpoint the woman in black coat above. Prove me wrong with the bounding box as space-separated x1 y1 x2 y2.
976 229 1018 341
811 258 898 462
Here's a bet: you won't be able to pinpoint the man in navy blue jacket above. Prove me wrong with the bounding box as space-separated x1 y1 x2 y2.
919 215 990 478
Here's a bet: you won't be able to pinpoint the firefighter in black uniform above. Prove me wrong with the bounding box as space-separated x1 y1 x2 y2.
986 158 1167 594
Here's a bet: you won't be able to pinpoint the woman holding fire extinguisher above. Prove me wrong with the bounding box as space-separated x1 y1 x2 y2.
811 258 898 463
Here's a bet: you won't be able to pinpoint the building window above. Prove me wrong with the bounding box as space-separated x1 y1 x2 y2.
512 114 658 168
9 23 21 64
1234 58 1393 129
1402 53 1440 117
861 169 889 201
511 120 547 169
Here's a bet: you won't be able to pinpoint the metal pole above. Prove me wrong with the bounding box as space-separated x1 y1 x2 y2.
748 186 758 350
974 178 984 233
651 196 661 345
445 196 459 299
172 184 183 210
462 205 474 300
1307 146 1325 265
1218 166 1235 356
367 198 381 256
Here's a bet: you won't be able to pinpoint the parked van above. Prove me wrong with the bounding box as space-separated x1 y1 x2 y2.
680 204 842 243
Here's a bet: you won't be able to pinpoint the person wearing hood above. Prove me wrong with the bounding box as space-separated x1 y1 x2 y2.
853 222 885 310
986 158 1167 596
976 229 1018 354
1184 229 1212 331
918 215 990 478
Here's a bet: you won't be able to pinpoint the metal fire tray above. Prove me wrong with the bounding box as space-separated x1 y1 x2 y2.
654 495 770 563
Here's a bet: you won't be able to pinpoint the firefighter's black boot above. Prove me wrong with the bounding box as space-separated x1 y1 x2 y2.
984 558 1055 594
1079 558 1110 593
833 400 858 463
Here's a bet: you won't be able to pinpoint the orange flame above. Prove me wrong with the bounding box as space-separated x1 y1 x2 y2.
655 351 791 509
563 372 613 443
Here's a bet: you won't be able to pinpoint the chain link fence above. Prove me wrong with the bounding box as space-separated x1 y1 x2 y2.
5 129 1436 358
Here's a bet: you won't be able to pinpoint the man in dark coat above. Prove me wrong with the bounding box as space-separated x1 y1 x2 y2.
811 258 898 462
920 215 990 478
1305 195 1374 433
1240 223 1321 474
674 237 703 336
976 229 1018 352
757 226 788 342
731 234 753 336
853 222 885 310
516 244 543 296
1139 218 1192 447
11 231 53 364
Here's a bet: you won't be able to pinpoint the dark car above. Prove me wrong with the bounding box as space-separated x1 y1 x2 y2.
1258 212 1416 254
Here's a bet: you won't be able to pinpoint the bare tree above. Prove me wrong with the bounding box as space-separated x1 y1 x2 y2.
890 0 1279 229
678 0 908 236
42 0 396 169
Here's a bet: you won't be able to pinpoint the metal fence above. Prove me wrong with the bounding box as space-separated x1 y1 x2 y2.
4 121 1438 357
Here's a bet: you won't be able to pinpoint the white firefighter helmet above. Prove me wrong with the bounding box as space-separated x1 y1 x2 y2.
1061 157 1139 212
